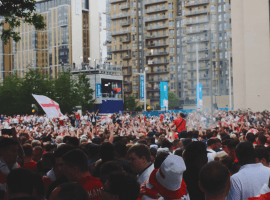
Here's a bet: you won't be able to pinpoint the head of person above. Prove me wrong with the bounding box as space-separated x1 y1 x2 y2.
53 145 74 179
128 144 151 174
207 139 218 151
100 161 123 185
154 152 169 169
100 142 115 162
161 140 173 153
0 138 19 168
49 183 89 200
246 132 256 143
256 134 267 146
236 141 256 165
65 137 79 147
172 139 183 149
114 142 127 159
221 139 232 154
102 172 140 200
199 161 231 199
32 146 43 162
6 168 34 199
227 141 239 160
179 113 185 119
255 146 270 167
183 141 207 170
61 149 89 182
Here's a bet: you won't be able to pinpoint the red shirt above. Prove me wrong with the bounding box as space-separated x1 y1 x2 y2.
248 192 270 200
173 118 186 133
23 161 37 172
42 176 53 194
75 113 80 120
77 175 103 200
160 115 164 122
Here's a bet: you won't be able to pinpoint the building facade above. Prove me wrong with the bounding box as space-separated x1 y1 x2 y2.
0 0 100 81
104 0 233 109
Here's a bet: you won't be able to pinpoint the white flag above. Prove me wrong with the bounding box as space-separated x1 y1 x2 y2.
32 94 64 118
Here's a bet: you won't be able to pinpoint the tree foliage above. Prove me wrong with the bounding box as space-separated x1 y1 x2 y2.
0 69 94 115
0 0 46 44
168 92 179 109
124 95 139 111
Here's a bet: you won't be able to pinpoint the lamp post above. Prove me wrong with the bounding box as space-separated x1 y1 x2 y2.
89 58 97 112
134 67 148 112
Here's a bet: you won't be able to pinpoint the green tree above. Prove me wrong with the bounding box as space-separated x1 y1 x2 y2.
124 95 138 111
74 73 95 111
0 0 46 44
168 92 179 110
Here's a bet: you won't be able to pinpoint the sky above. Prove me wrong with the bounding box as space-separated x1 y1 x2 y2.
98 0 107 63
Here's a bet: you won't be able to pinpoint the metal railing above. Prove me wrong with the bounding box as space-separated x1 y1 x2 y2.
145 0 167 6
120 20 130 26
184 8 209 16
110 0 127 4
148 60 169 65
111 30 130 35
186 0 209 7
145 33 169 39
119 3 130 9
186 38 209 43
145 15 168 22
111 47 131 52
110 13 130 19
185 28 209 34
145 7 168 13
145 24 168 30
146 42 168 47
186 18 209 25
146 51 169 56
147 68 169 73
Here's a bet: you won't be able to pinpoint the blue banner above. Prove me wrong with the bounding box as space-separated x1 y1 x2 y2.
160 82 168 109
96 83 101 99
196 83 203 108
140 75 144 102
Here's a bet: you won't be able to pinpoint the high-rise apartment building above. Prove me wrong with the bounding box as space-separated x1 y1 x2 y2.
105 0 233 109
0 0 100 81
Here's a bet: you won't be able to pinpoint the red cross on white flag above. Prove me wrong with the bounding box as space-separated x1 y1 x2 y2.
32 94 63 118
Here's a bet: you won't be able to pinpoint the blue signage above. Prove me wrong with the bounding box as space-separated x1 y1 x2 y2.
96 83 101 99
196 83 203 108
160 82 168 109
140 75 144 102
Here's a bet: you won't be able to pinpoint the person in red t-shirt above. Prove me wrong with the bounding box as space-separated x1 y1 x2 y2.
22 144 37 172
171 113 186 137
159 113 164 122
62 149 103 200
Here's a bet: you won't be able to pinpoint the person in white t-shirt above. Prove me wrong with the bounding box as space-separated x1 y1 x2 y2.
207 139 218 162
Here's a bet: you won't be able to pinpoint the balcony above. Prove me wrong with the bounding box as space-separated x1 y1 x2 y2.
146 42 168 48
123 54 131 60
147 78 169 82
187 47 209 53
145 0 168 6
145 34 169 40
147 68 170 74
145 24 168 31
186 0 209 7
123 71 132 76
119 3 130 10
111 30 130 36
145 15 168 23
186 18 209 26
122 65 131 69
184 9 209 16
110 0 127 4
147 87 160 91
185 28 209 35
103 40 112 46
148 95 161 100
145 7 168 14
123 80 132 84
110 13 130 20
147 60 169 66
187 57 210 62
186 38 209 43
111 47 131 52
124 87 132 93
146 51 169 57
120 20 130 26
187 65 210 71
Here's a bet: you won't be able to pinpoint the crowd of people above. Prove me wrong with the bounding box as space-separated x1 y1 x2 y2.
0 108 270 200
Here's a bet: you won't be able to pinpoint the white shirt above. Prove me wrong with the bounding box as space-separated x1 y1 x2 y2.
137 164 154 185
207 149 216 163
227 163 270 200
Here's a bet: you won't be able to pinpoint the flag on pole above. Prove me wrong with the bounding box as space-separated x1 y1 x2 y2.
32 94 63 118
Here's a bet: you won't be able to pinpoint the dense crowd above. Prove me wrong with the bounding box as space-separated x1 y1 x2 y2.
1 109 270 200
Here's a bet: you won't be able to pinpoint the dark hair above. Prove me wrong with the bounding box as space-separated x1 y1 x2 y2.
32 173 45 197
53 145 74 159
172 139 181 147
257 134 267 145
154 152 169 169
56 183 89 200
207 139 217 146
255 146 270 163
62 149 89 172
86 143 100 158
128 144 151 163
100 161 123 185
137 140 147 145
6 168 33 195
0 138 19 151
45 144 55 152
107 172 140 200
221 139 232 146
220 155 234 172
187 131 193 139
150 147 157 158
66 137 80 147
227 141 239 149
246 133 256 143
23 144 33 157
100 142 115 161
161 140 173 149
193 131 199 139
180 113 185 118
114 142 127 158
236 142 256 165
199 161 230 195
174 149 184 157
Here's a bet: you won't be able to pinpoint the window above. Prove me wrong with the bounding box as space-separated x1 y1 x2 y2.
169 38 174 45
169 12 173 18
114 21 116 27
169 21 174 27
114 53 117 59
169 29 174 36
212 52 216 58
113 5 116 11
170 82 175 89
218 14 222 22
169 47 175 53
210 5 216 12
168 3 173 9
211 23 216 30
211 14 216 22
219 52 223 59
170 65 175 71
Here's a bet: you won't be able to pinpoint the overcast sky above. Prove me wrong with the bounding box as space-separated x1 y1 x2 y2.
98 0 107 63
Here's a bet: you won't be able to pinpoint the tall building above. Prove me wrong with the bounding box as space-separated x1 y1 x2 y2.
104 0 233 109
0 0 100 81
